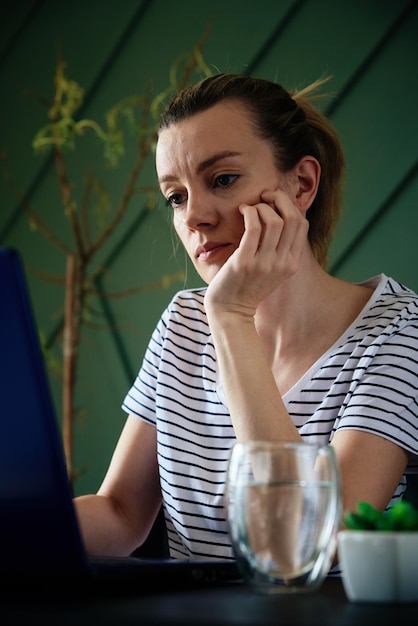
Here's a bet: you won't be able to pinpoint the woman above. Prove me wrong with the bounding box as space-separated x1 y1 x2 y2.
75 74 418 562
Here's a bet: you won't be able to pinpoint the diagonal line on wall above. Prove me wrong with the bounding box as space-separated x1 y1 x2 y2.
92 205 155 383
242 0 307 76
0 0 46 70
73 0 154 114
330 158 418 275
325 0 418 118
0 0 154 244
43 203 152 350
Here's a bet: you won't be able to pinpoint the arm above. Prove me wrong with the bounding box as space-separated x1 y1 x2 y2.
208 290 410 520
205 188 412 520
332 429 409 518
206 310 300 443
204 189 308 443
74 415 161 557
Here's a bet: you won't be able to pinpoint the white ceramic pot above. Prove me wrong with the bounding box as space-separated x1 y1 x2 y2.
338 530 418 603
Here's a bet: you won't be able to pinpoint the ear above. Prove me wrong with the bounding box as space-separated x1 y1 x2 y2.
293 156 321 214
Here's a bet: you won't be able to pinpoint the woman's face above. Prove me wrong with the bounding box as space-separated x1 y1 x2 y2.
156 100 283 284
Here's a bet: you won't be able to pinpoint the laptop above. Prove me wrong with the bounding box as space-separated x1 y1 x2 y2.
0 247 240 592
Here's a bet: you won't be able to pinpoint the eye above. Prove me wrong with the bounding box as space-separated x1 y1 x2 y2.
165 192 187 208
214 174 239 188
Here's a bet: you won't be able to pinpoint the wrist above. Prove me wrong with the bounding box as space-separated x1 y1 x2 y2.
205 303 256 325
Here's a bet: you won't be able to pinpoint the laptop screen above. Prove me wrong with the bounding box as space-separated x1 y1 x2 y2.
0 248 243 589
0 247 88 576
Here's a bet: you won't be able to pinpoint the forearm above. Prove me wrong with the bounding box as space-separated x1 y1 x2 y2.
73 493 148 557
208 310 301 443
73 416 162 557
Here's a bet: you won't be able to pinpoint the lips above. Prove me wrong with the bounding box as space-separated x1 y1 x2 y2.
195 242 229 260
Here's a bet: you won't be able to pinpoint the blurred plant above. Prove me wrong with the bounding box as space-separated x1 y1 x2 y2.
1 39 212 483
344 500 418 531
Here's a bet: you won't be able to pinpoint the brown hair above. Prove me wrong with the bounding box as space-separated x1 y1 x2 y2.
159 73 345 268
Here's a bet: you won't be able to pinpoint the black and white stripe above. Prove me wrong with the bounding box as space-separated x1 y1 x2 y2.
123 274 418 559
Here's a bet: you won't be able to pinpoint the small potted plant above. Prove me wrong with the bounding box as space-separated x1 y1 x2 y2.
338 500 418 603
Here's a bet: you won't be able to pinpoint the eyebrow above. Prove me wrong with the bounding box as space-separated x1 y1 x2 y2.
158 151 241 184
196 151 241 174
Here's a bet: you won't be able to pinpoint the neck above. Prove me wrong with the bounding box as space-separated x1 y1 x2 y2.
254 256 373 361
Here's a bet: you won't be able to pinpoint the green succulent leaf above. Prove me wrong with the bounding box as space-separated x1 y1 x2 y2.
344 500 418 531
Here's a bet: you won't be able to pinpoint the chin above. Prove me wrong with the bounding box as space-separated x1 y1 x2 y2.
196 267 217 286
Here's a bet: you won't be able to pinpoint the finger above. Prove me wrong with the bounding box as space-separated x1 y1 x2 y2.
252 203 284 252
260 188 289 215
260 189 308 252
253 198 308 279
238 203 266 255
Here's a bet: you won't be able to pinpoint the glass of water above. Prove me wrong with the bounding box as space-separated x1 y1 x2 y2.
225 440 341 594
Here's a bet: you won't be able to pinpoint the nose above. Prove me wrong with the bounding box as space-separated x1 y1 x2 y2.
182 189 218 230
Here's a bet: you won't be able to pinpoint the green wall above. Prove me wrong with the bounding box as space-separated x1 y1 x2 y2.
1 0 417 495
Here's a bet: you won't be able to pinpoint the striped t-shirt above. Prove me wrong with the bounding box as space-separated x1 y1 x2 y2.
122 274 418 560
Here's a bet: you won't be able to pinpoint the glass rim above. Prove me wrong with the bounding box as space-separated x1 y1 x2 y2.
232 440 333 452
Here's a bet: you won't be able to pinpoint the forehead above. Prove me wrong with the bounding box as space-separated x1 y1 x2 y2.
156 101 259 174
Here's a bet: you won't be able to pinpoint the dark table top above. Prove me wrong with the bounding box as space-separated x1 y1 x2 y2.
1 577 416 625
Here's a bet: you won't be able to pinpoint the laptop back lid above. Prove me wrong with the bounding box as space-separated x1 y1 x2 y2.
0 247 88 577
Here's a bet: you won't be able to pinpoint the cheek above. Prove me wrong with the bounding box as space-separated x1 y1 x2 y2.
232 210 246 239
173 217 192 248
172 213 181 234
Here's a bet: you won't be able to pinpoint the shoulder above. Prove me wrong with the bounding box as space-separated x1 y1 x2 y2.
363 273 417 300
159 287 209 337
167 287 207 313
361 274 418 326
